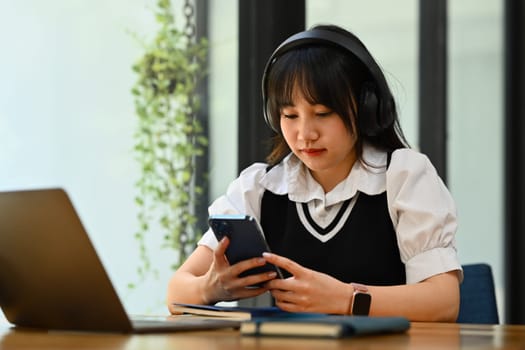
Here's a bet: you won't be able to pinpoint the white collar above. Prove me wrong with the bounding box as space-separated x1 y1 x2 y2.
260 144 389 206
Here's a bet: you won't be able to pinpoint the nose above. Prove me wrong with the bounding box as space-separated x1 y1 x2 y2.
297 117 319 142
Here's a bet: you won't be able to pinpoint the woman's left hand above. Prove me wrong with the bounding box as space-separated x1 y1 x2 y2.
263 252 351 314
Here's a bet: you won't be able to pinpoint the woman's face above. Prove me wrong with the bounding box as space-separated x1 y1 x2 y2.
280 88 357 192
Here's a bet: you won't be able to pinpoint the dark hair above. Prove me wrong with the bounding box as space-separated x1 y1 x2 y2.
264 24 409 165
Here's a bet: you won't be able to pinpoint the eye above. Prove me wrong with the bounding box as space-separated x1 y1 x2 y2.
316 110 333 117
280 104 297 119
280 108 297 119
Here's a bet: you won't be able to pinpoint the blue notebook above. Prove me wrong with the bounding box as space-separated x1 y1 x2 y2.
241 315 410 338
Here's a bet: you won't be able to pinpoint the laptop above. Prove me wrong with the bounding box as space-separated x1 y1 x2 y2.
0 188 239 333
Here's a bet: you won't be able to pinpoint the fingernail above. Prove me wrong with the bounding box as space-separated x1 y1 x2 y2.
262 252 272 258
268 271 277 278
256 258 265 264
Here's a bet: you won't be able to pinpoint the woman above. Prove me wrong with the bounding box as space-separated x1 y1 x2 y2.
167 24 462 322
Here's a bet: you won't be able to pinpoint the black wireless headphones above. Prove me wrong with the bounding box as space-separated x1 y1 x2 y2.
261 28 395 137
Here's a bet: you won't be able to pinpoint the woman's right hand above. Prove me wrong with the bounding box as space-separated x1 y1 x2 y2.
201 237 277 304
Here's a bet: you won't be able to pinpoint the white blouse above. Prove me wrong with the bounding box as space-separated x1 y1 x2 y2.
198 144 462 284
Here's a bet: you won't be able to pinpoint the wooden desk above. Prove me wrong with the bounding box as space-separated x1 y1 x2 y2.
1 322 525 350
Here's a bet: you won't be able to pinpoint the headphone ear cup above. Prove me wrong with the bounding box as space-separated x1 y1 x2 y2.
358 82 396 136
358 83 380 136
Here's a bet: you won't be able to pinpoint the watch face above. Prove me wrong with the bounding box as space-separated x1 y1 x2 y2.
352 292 372 316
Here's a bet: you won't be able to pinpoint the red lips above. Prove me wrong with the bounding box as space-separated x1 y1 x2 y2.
301 148 325 156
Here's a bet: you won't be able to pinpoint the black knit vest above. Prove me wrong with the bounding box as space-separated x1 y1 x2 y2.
260 190 406 285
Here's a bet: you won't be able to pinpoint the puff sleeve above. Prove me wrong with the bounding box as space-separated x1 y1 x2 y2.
386 149 462 284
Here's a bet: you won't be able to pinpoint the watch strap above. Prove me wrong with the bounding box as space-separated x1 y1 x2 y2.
350 282 369 293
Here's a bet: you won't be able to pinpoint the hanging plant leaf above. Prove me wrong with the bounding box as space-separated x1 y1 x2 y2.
130 0 208 284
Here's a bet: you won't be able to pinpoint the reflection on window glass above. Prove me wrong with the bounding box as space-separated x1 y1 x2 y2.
306 0 418 146
449 0 503 312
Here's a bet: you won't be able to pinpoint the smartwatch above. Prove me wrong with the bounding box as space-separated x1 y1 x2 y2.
349 283 371 316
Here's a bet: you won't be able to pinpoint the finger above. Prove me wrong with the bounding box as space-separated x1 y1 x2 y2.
262 252 303 276
265 277 290 290
273 299 300 313
239 270 278 288
269 288 293 302
218 271 276 301
270 289 300 312
229 258 281 289
229 257 266 276
213 237 230 268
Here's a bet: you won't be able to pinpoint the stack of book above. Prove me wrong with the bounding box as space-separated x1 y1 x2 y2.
171 303 410 338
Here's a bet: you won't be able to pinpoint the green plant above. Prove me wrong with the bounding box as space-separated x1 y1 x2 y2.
130 0 208 284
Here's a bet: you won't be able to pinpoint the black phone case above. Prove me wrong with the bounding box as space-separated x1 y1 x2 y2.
208 215 283 279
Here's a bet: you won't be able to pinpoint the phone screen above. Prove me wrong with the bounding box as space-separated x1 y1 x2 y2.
208 214 283 279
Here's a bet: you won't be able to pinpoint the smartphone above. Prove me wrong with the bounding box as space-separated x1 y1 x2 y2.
208 214 283 280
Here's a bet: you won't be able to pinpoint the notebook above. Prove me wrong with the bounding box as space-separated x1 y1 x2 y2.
240 315 410 338
0 188 239 333
171 303 286 321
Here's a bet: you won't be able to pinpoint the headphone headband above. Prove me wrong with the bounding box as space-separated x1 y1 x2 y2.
262 27 394 135
265 29 377 76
